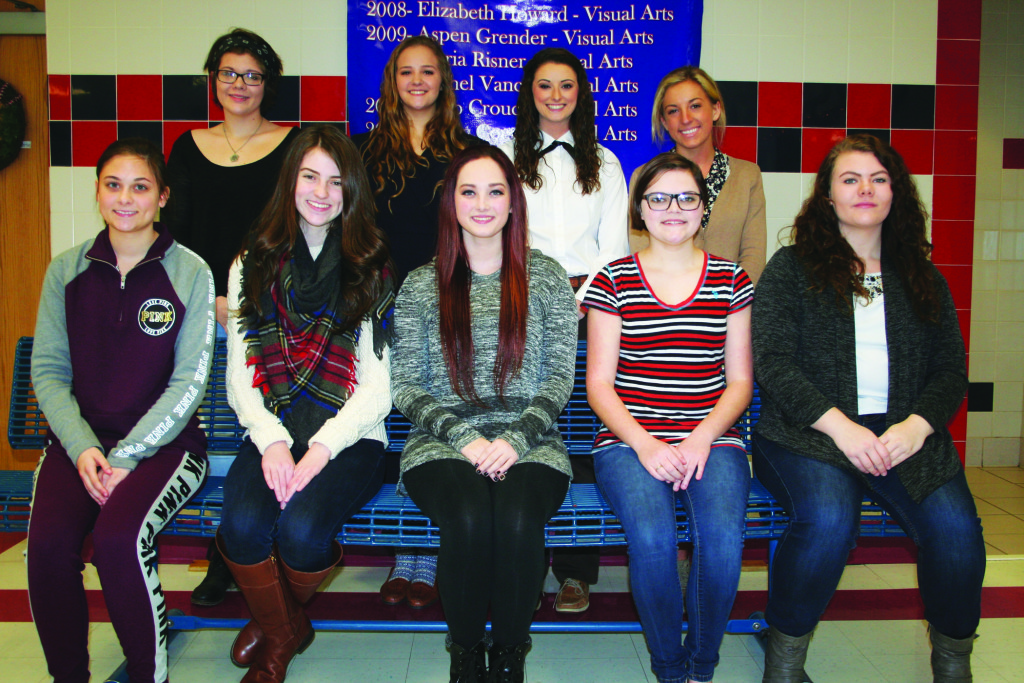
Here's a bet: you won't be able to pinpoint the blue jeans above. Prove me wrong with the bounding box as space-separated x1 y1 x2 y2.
595 444 751 683
752 416 985 640
220 437 385 571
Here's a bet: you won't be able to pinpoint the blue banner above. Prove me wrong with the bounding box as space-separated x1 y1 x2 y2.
349 1 703 177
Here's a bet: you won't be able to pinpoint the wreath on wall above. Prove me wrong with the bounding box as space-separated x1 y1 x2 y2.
0 78 27 171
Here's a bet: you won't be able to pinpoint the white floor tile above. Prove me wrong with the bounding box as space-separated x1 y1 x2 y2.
285 656 410 682
838 619 930 655
526 656 652 683
529 632 640 660
300 631 414 659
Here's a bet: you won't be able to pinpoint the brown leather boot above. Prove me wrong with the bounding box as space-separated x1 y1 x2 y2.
226 538 342 670
219 538 308 683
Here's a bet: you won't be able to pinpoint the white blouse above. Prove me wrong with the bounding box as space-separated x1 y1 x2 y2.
499 131 629 301
855 272 889 415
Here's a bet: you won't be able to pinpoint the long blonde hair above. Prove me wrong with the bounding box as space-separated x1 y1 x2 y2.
360 36 469 201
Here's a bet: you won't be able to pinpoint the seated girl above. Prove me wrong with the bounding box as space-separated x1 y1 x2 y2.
217 125 395 683
391 145 578 682
751 134 983 683
29 137 215 683
584 152 754 683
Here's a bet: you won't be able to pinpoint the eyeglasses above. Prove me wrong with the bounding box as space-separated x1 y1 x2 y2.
643 192 702 211
215 69 265 86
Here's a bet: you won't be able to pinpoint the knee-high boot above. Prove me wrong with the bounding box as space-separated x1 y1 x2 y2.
224 536 341 670
217 536 321 683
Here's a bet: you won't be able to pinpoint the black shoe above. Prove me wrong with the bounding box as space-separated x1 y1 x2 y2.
449 641 487 683
190 540 235 606
488 641 529 683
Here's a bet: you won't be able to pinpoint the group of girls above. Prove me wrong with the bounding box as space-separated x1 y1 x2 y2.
25 27 983 683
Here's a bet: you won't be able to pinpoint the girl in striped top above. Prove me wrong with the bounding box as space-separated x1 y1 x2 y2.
583 152 753 683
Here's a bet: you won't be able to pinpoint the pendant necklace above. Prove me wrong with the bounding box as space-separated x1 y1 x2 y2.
223 119 262 162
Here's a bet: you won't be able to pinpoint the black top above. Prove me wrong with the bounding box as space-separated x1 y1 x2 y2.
351 131 484 285
751 246 967 503
163 127 300 295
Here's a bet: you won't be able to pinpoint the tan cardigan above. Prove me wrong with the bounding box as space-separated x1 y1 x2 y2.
628 155 767 284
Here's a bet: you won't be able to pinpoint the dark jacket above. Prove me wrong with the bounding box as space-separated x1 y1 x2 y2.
751 246 967 503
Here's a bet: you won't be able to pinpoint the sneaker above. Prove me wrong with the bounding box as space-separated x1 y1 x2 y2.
553 578 590 613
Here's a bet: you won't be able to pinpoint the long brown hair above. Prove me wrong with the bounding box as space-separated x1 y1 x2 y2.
361 36 468 201
436 146 529 405
238 125 392 327
793 134 938 321
512 48 601 194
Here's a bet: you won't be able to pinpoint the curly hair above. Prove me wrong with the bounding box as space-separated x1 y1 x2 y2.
360 36 469 203
204 29 283 116
792 134 938 321
650 66 726 149
628 152 708 233
237 125 393 329
435 146 530 406
512 48 601 195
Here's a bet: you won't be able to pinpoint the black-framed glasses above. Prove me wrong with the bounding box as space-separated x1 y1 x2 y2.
643 192 702 211
215 69 265 86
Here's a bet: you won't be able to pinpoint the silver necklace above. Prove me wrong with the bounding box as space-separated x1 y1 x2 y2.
223 119 262 162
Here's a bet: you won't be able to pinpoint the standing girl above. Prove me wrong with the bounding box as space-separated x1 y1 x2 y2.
584 153 753 683
29 138 215 683
353 34 482 607
499 46 629 613
163 28 299 331
217 125 395 683
163 29 300 607
392 145 578 682
632 66 766 284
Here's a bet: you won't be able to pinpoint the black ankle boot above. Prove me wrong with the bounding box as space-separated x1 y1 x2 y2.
488 641 529 683
191 539 235 606
449 641 487 682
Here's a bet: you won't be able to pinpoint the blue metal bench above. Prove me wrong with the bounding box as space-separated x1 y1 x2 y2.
5 335 904 637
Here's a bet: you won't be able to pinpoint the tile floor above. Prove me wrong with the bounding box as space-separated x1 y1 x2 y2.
2 466 1022 682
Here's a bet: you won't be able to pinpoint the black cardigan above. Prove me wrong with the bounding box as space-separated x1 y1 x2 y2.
751 246 967 503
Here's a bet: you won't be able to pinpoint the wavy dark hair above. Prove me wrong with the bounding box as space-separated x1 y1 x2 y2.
512 48 601 195
629 152 708 233
361 36 469 202
237 125 392 328
436 146 529 406
793 134 938 321
96 137 168 195
204 28 283 116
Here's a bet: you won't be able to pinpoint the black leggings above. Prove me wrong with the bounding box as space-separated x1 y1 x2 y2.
403 459 569 648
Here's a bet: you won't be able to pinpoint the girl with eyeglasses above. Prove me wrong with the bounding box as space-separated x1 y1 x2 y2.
163 29 299 332
162 27 300 612
583 152 753 683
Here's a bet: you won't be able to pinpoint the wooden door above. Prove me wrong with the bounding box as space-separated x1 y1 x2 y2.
0 33 50 470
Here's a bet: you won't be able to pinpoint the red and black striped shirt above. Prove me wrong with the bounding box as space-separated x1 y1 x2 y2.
582 253 753 451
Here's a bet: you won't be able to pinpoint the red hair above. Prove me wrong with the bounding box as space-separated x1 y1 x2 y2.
436 146 529 405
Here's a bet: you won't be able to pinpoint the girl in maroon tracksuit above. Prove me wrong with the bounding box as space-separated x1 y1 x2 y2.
28 138 215 683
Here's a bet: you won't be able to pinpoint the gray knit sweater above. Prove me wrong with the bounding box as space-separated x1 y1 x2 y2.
392 250 578 477
751 246 967 503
